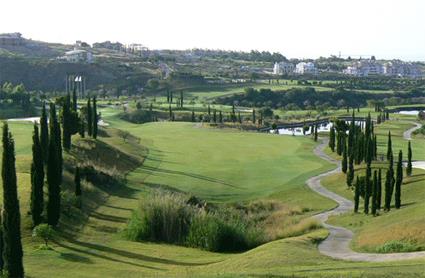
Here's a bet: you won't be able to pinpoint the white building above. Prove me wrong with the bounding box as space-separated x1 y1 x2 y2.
62 49 93 63
383 61 421 78
343 60 383 77
344 59 421 78
273 62 295 75
294 62 317 75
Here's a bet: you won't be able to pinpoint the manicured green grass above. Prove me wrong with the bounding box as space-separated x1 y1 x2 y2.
1 112 425 277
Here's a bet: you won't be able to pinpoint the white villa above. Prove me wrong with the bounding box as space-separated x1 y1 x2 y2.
273 62 295 75
294 62 317 75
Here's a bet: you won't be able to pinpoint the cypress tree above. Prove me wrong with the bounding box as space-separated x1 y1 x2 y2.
191 109 195 122
92 97 98 139
346 155 354 187
364 165 371 214
47 105 62 226
62 92 72 150
395 150 403 209
40 102 49 164
377 169 382 210
30 124 44 227
354 176 360 213
384 152 394 211
75 167 82 197
79 117 85 138
386 131 392 161
2 123 24 277
342 141 348 173
348 111 355 156
72 86 78 111
336 132 343 155
371 170 378 215
87 98 93 137
329 127 335 152
406 141 412 176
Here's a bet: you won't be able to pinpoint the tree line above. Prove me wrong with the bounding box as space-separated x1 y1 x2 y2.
0 92 98 277
328 112 412 215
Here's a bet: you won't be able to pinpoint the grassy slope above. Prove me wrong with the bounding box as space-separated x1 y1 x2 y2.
2 114 425 277
321 119 425 252
323 168 425 252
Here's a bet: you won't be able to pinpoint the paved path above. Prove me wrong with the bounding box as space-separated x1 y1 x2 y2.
306 125 425 261
403 122 422 140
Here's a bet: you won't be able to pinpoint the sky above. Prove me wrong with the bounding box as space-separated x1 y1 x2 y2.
1 0 424 61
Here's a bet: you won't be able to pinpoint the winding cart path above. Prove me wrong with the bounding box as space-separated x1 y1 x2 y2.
306 123 425 261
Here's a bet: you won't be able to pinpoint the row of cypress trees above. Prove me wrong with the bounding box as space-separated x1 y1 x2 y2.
328 112 412 215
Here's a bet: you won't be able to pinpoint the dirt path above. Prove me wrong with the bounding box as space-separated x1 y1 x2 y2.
307 125 425 261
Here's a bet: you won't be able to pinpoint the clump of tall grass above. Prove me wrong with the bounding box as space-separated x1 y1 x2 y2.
125 191 264 252
376 240 421 253
125 192 193 244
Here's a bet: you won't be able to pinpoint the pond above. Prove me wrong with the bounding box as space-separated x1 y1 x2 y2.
396 110 422 116
271 120 366 136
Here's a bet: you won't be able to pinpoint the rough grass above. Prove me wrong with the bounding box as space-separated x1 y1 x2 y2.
323 168 425 252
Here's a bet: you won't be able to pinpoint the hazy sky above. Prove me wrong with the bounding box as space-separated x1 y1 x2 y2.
1 0 424 60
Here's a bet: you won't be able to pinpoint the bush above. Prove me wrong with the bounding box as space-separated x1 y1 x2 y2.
125 191 264 252
125 193 193 244
376 240 420 253
32 224 55 248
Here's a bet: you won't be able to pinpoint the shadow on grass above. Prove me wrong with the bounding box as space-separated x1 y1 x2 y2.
56 238 216 268
140 164 241 188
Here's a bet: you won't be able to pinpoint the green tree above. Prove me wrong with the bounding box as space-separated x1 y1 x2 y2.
346 155 354 187
395 150 403 209
406 141 412 176
377 169 382 210
40 102 49 164
329 127 335 152
364 165 371 214
30 124 44 227
2 123 24 277
87 98 93 137
72 87 78 111
32 224 54 248
191 109 195 122
62 92 72 150
354 176 360 213
384 152 394 211
342 141 348 173
386 131 392 161
47 104 62 226
92 97 98 139
371 170 378 215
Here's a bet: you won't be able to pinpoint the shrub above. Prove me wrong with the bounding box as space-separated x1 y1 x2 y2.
125 191 264 252
32 224 55 248
126 193 193 244
376 240 420 253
